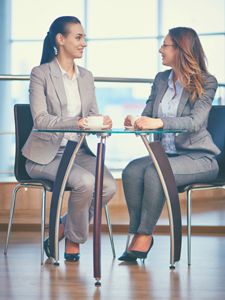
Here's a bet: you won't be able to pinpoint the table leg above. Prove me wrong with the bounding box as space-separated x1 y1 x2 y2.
93 136 106 286
140 136 182 269
48 136 86 264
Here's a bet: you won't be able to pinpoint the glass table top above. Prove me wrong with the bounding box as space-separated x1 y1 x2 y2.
34 127 185 134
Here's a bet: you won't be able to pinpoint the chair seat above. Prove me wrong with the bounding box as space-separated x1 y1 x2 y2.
178 174 225 193
19 179 53 191
18 179 72 192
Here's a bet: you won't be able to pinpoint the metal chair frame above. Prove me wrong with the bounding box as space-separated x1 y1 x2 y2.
179 105 225 265
179 183 225 265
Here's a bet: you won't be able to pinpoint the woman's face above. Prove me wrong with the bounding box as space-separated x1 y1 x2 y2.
159 34 178 68
57 23 87 59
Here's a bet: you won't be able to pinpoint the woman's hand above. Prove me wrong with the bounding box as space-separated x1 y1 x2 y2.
135 116 164 130
78 118 87 128
103 115 112 129
124 115 133 126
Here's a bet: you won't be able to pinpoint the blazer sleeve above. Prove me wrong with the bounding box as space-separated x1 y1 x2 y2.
161 74 218 132
141 73 160 117
84 72 99 116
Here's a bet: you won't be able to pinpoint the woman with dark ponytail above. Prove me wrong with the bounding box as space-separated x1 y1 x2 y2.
22 16 116 262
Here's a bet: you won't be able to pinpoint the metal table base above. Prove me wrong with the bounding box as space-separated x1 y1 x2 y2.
46 131 182 286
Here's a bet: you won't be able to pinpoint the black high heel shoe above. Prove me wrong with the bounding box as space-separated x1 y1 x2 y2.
64 238 80 262
44 238 51 258
64 252 80 261
118 251 137 262
44 218 64 258
129 237 154 261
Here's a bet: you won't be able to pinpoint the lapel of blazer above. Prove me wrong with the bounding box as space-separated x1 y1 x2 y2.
77 67 87 118
177 89 190 116
49 59 68 116
152 76 168 117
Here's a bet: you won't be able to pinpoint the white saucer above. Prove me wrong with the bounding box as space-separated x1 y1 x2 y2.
83 124 109 130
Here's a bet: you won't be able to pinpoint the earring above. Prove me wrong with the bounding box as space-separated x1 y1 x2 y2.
54 46 58 55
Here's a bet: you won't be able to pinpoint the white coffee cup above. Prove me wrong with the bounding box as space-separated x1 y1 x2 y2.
85 115 104 128
130 115 141 126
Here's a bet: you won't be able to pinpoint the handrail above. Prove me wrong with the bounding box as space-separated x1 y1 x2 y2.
0 75 153 84
0 132 14 135
1 75 225 87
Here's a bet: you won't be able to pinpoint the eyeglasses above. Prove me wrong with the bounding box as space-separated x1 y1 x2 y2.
161 44 176 48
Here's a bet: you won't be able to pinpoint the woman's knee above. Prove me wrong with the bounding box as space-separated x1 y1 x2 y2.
122 158 148 183
103 176 117 202
144 165 161 186
68 172 95 193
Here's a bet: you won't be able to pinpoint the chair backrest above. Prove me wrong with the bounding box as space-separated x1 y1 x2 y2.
207 105 225 175
14 104 33 181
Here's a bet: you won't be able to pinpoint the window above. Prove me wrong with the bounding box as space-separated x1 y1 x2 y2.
12 0 84 39
0 0 224 176
162 0 225 34
88 0 157 38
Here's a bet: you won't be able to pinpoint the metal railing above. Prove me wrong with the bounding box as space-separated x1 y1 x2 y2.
1 74 225 86
0 74 154 84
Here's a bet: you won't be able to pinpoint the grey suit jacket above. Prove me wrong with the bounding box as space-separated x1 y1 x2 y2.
22 59 98 164
142 69 220 157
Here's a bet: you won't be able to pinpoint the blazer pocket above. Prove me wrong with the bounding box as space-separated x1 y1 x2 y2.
31 131 59 141
190 131 208 144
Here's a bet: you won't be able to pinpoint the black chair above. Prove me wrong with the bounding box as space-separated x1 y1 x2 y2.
4 104 115 264
178 105 225 265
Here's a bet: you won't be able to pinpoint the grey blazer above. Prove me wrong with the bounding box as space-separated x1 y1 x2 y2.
22 59 98 164
142 69 220 157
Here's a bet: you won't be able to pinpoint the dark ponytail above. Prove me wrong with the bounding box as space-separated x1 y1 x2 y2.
40 32 56 64
40 16 81 65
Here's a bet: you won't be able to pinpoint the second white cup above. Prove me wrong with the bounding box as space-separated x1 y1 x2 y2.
130 115 141 126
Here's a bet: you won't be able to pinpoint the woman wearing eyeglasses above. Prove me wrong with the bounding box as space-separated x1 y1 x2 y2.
119 27 220 262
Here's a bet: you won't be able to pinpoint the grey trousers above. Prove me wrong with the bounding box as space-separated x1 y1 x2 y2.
122 153 219 235
25 147 117 244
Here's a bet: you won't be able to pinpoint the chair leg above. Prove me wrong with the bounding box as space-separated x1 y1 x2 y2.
4 185 22 255
187 189 192 266
104 205 116 258
40 188 46 265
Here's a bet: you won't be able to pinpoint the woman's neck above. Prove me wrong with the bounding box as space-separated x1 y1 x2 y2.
172 69 179 83
56 55 75 77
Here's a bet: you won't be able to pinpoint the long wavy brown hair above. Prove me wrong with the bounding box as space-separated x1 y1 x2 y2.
169 27 208 101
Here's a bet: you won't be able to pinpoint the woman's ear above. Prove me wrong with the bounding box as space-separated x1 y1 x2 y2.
55 33 64 46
